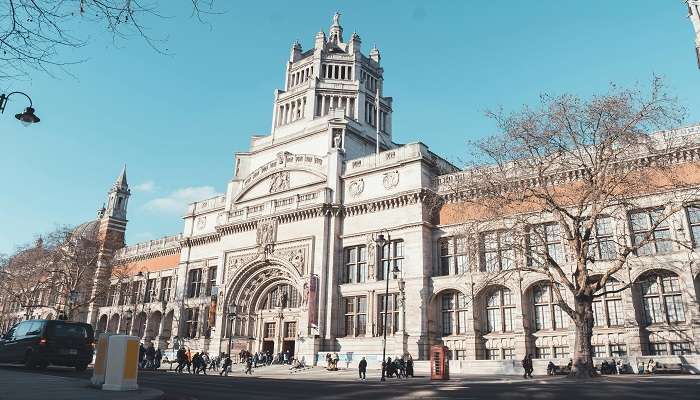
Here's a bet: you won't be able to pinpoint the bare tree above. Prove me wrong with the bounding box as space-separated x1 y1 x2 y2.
0 0 215 81
0 225 129 322
439 77 700 377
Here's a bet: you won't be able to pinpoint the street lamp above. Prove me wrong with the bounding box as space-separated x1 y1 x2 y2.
227 304 237 357
376 232 399 382
0 92 40 126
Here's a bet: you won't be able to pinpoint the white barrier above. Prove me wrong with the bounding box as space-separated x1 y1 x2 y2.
90 333 112 387
100 335 140 391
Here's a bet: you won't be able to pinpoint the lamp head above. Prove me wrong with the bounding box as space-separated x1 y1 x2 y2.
15 107 40 126
375 233 387 248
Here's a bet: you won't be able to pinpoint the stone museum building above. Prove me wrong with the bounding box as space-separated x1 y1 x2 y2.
2 14 700 372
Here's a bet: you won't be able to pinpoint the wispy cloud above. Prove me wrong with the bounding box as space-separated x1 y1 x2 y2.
133 181 156 192
143 186 220 215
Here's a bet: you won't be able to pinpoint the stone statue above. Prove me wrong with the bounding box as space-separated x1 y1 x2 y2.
333 11 341 25
302 282 309 305
269 171 290 193
290 248 305 273
278 290 289 308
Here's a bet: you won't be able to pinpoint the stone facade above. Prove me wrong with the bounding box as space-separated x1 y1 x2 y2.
3 14 700 374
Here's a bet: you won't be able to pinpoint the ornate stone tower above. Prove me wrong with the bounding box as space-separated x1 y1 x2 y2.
269 12 394 159
87 167 131 324
688 1 700 68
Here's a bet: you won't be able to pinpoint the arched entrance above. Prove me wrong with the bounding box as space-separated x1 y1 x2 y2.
146 311 162 341
97 315 108 334
224 258 306 358
107 314 120 333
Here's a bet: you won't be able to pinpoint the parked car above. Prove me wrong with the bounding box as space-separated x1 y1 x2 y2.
0 319 94 371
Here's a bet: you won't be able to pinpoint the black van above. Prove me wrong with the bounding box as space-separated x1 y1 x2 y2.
0 319 94 371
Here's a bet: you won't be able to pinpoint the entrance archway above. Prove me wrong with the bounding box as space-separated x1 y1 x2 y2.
224 258 305 357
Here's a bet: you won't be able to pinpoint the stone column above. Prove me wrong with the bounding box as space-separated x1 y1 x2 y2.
321 96 326 116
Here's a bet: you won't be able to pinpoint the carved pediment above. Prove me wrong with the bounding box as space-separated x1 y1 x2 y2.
236 169 327 202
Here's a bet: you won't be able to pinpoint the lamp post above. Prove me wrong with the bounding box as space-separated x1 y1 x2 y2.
375 233 400 382
226 304 237 357
0 92 40 126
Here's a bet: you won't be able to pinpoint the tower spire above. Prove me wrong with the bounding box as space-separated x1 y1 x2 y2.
115 164 128 189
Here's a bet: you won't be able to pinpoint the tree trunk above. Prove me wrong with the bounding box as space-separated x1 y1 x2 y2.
570 295 597 378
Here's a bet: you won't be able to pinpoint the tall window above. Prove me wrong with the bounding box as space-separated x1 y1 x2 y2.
486 288 515 333
188 269 203 298
532 284 569 331
379 240 404 280
528 223 564 266
640 272 685 325
118 282 128 306
284 322 297 339
630 209 672 255
206 267 217 296
343 296 367 337
159 277 172 302
108 284 118 306
438 237 467 276
686 205 700 248
144 279 157 303
265 284 300 309
343 245 367 283
185 307 199 339
378 293 399 336
265 322 275 339
441 291 469 336
589 216 617 261
482 231 514 272
592 279 625 327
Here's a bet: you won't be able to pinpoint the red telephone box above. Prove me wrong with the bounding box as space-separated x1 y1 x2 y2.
430 345 449 380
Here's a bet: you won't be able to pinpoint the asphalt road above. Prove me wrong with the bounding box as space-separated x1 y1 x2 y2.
2 365 699 400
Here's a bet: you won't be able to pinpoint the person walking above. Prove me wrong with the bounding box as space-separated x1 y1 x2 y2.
185 347 193 374
155 348 163 370
145 343 156 370
245 357 253 375
221 354 232 377
175 347 186 373
358 357 367 381
522 354 534 379
138 343 146 369
406 354 414 378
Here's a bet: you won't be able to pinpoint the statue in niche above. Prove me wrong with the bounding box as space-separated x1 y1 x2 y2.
366 235 377 279
302 282 309 305
278 290 289 309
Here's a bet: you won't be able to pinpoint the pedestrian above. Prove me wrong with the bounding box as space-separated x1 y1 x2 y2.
245 357 253 375
186 347 193 374
332 352 339 369
358 357 367 381
176 347 186 373
326 353 332 370
522 354 533 378
201 352 209 375
145 343 156 370
221 354 232 376
155 348 163 370
406 354 414 378
138 343 146 369
385 357 393 378
547 361 555 375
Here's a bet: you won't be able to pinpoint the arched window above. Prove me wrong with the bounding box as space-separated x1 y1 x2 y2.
441 291 468 336
639 271 685 324
592 278 624 327
264 284 301 309
486 288 515 333
532 283 569 331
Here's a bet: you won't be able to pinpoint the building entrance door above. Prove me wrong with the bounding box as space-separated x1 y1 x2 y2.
282 340 295 359
262 340 274 355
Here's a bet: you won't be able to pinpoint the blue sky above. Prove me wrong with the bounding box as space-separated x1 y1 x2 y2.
1 1 699 254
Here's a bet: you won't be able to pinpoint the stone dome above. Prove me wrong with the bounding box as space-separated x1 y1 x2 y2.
71 220 100 241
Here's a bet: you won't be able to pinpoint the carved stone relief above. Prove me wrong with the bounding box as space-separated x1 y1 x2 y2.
348 179 364 197
196 216 207 230
366 234 377 280
269 171 290 193
256 218 278 254
382 170 399 190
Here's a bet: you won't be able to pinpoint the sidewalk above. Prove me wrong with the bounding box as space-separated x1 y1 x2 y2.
0 368 164 400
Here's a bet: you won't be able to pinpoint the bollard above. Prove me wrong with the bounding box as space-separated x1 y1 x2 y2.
102 335 140 391
90 333 112 388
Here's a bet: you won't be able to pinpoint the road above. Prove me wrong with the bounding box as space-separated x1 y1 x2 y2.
2 364 699 399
